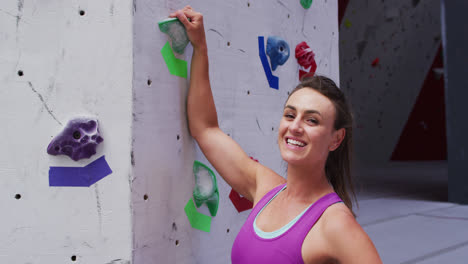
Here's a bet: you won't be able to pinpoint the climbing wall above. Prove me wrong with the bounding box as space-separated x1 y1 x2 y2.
132 0 339 263
0 0 133 263
0 0 338 263
339 0 443 164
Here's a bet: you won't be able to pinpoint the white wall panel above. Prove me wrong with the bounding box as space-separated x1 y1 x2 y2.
0 0 133 263
132 1 339 263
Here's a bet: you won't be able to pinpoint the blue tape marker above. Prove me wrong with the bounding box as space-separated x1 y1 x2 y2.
49 155 112 187
258 36 279 89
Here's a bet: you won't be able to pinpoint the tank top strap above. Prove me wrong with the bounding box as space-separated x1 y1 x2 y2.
249 183 287 218
292 192 343 241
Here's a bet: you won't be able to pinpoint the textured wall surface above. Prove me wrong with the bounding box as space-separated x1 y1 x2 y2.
0 0 339 262
339 0 442 165
132 0 339 263
0 0 133 263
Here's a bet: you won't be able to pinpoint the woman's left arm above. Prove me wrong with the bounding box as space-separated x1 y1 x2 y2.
324 211 383 264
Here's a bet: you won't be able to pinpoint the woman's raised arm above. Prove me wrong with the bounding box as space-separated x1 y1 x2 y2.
171 7 284 203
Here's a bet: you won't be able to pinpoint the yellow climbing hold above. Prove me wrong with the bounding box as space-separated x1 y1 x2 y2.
344 19 352 28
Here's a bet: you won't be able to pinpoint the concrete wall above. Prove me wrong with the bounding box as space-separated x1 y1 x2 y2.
132 0 339 263
0 1 133 263
0 0 339 263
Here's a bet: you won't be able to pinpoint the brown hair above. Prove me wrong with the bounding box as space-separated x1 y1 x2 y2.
287 75 357 216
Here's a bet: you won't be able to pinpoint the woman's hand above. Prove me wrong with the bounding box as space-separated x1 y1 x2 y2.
170 6 207 51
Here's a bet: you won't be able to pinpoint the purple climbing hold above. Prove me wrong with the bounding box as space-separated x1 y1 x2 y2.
47 118 103 161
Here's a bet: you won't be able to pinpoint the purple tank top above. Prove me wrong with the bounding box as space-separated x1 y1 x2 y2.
231 184 342 264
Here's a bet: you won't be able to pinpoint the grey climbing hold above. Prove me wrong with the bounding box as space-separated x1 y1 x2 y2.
47 117 103 161
159 18 189 54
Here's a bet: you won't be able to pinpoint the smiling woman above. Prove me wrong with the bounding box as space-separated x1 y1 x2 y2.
172 5 382 264
281 76 356 216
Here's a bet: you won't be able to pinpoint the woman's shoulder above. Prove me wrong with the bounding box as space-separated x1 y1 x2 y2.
320 202 359 237
311 202 382 263
252 166 286 204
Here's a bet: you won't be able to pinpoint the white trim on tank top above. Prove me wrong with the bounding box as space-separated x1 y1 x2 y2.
253 185 314 239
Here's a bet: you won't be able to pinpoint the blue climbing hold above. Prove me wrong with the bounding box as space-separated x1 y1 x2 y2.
266 36 290 71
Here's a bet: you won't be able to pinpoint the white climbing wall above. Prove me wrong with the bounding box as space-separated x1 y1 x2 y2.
0 0 133 263
0 0 338 263
132 0 339 263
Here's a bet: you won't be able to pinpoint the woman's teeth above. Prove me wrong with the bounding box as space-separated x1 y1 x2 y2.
287 138 305 147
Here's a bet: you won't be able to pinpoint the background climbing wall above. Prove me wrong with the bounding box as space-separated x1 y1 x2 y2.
132 0 339 263
339 0 443 165
0 1 133 263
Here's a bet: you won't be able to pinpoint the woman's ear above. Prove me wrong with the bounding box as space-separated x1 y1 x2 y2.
329 128 346 151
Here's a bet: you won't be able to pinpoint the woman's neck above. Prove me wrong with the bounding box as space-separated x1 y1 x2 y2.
284 163 334 204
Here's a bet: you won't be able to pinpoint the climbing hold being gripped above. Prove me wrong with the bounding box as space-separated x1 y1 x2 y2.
295 41 317 81
158 17 189 54
266 36 290 71
47 118 103 161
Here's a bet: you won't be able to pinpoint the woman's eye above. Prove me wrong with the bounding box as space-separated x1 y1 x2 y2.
307 119 318 124
284 114 295 119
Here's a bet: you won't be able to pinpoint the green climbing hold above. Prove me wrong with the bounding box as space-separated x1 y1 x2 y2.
192 160 219 217
300 0 313 9
158 17 189 54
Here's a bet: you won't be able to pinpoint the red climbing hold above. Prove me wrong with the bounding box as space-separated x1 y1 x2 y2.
229 189 254 213
371 57 379 67
229 156 258 213
295 42 317 81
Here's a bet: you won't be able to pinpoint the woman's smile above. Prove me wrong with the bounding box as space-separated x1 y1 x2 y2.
285 136 307 149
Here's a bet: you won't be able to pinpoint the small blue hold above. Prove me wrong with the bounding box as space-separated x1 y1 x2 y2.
266 36 290 71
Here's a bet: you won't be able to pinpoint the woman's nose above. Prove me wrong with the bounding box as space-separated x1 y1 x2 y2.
289 118 303 134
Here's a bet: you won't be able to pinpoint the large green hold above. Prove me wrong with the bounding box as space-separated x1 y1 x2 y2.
192 160 219 217
300 0 313 9
158 18 189 54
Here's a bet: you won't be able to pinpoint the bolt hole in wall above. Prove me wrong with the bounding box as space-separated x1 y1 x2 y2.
227 41 230 46
15 194 21 199
226 228 230 233
175 240 179 246
147 79 152 86
143 194 148 201
79 10 85 16
177 134 180 140
71 255 77 261
247 90 250 95
73 131 81 140
17 70 23 76
247 2 250 7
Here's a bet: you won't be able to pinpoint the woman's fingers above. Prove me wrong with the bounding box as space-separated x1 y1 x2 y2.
175 10 192 28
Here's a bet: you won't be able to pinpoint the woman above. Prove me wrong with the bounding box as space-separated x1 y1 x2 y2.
171 6 382 264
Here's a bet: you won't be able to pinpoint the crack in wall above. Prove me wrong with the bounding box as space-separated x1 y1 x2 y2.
27 82 62 126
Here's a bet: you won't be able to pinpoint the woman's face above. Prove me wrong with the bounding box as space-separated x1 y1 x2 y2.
278 88 344 167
